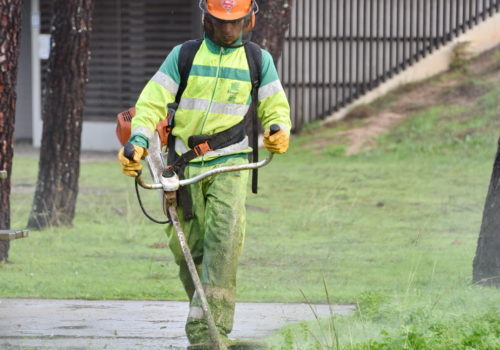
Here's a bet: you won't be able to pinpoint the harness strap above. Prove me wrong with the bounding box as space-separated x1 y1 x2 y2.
244 41 263 194
172 119 246 174
176 39 203 104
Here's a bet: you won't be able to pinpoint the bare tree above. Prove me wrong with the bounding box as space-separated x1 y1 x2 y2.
28 0 93 230
0 0 23 262
252 0 293 63
473 137 500 287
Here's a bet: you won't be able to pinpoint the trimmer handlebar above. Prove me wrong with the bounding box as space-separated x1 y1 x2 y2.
132 124 281 192
137 152 274 192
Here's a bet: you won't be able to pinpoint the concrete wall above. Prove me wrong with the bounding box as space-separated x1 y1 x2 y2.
323 11 500 124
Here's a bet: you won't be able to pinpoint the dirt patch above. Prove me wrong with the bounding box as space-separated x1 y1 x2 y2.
149 242 167 249
466 44 500 76
440 80 488 106
394 79 459 114
341 112 406 155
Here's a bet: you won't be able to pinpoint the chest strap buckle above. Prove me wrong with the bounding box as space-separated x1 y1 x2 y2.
193 141 213 157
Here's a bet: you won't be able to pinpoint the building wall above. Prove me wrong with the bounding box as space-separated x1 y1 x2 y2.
28 0 200 151
14 2 33 141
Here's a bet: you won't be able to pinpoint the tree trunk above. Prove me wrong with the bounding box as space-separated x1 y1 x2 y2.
28 0 93 230
0 0 23 262
472 137 500 287
246 0 293 138
252 0 293 64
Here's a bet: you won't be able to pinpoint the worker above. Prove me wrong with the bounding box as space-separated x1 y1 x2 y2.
118 0 291 348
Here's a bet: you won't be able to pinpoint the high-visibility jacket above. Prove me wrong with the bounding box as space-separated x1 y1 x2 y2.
130 36 291 162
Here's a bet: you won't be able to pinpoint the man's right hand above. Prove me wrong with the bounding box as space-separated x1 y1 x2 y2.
118 144 148 177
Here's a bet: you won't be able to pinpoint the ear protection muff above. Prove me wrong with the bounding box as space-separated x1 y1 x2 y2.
244 0 259 32
202 13 214 33
243 12 256 32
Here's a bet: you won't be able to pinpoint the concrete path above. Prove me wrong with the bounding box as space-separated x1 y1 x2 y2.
0 298 355 350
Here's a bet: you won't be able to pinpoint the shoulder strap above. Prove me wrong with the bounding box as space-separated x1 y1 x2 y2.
167 39 202 222
244 41 263 194
176 39 203 103
244 41 263 97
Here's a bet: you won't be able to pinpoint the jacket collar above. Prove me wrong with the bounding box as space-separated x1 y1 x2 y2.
204 35 243 54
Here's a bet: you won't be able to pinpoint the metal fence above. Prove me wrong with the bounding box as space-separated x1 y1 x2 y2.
277 0 499 132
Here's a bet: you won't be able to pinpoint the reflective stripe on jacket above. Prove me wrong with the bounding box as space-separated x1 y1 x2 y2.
130 36 291 161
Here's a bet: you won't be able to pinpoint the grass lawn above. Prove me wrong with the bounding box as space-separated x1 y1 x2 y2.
2 49 499 349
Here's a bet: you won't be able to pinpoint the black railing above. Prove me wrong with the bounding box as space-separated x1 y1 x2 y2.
278 0 499 132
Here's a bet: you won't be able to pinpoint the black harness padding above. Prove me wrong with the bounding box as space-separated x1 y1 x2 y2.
176 39 203 104
166 39 204 221
168 39 262 220
173 119 246 174
244 41 263 194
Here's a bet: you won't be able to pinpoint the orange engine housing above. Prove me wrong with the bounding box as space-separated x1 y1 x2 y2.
116 107 170 147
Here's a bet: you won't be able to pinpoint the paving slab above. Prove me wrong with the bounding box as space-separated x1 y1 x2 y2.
0 298 355 350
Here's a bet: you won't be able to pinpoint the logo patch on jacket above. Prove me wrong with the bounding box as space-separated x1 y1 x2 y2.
221 0 237 13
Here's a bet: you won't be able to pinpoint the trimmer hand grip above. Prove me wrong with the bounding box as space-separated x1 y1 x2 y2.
124 142 136 161
124 142 142 176
270 124 280 136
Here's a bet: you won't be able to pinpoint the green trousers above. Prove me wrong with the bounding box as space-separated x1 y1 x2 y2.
166 156 249 344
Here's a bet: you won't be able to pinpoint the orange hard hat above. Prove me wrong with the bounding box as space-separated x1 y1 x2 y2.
203 0 254 21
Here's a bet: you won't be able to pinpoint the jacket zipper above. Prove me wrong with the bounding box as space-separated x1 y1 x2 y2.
199 46 224 164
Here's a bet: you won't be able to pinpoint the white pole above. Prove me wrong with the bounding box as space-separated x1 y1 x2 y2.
31 0 42 148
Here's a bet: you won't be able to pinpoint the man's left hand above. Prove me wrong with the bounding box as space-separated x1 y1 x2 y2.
263 129 289 154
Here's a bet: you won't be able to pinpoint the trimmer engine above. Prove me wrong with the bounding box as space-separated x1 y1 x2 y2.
116 107 170 147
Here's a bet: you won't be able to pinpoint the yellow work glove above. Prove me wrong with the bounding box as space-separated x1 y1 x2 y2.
118 144 148 177
263 128 289 154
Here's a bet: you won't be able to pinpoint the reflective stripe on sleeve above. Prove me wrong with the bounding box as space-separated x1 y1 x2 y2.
131 126 154 140
151 71 179 96
258 80 284 101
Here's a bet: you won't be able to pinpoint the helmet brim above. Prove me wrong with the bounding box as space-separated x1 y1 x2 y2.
207 9 249 22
